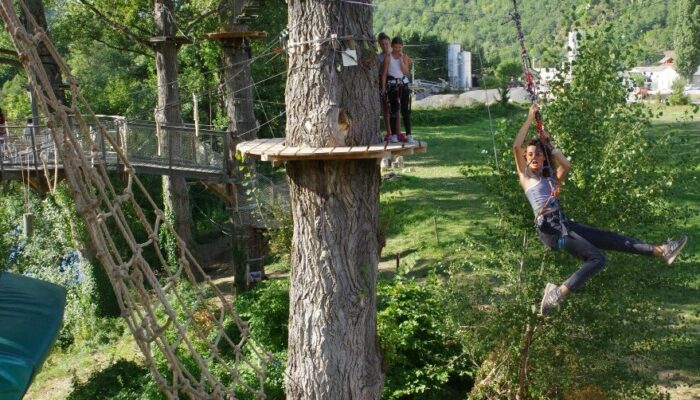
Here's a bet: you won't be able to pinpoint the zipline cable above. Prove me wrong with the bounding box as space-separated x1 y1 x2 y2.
475 49 499 170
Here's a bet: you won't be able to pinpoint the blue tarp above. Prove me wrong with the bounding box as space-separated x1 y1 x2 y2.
0 272 66 400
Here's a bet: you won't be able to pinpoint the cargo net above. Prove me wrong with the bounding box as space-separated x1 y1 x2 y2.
0 1 270 398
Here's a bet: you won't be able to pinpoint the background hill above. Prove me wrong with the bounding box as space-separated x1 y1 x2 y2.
375 0 676 79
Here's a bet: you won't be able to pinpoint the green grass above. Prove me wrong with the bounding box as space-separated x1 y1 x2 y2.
644 106 700 397
27 104 700 399
380 104 700 396
379 105 521 274
26 331 141 400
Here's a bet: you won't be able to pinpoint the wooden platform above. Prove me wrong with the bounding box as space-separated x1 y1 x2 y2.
236 138 427 163
203 31 268 41
148 36 192 45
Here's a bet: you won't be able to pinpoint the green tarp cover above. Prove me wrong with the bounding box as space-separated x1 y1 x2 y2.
0 272 66 400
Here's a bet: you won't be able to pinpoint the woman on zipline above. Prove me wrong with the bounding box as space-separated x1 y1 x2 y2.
513 103 688 316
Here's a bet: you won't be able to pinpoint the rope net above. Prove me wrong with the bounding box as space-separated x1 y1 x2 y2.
0 1 270 398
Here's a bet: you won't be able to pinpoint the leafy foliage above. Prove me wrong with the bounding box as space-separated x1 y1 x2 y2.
495 59 522 106
545 25 676 231
378 278 473 399
454 18 686 398
0 182 122 346
668 77 690 105
673 0 700 80
375 0 677 68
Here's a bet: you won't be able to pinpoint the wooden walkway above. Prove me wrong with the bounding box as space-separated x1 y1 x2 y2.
0 117 229 184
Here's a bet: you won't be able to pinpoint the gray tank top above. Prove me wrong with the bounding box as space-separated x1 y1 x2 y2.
524 177 561 215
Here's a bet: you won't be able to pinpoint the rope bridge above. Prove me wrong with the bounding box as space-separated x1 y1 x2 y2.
0 0 271 398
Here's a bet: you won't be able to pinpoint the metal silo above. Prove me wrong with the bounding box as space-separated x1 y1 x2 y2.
459 51 472 89
447 43 461 88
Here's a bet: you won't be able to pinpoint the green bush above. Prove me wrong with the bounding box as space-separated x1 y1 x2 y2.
668 78 690 106
455 18 681 398
235 279 290 352
0 182 122 347
378 278 473 399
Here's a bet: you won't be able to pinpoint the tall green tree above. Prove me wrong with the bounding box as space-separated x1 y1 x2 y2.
460 16 682 399
673 0 700 79
494 60 521 106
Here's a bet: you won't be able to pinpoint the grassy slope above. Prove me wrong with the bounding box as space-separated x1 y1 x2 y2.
380 104 700 396
643 105 700 398
27 105 699 399
379 106 514 274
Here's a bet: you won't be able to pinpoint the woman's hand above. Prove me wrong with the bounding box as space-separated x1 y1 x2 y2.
528 103 539 121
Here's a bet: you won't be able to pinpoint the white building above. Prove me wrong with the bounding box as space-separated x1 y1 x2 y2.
630 65 679 94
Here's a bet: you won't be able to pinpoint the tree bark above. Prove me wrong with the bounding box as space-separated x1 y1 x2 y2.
153 0 193 247
219 1 258 142
21 0 65 103
218 0 259 292
284 1 383 398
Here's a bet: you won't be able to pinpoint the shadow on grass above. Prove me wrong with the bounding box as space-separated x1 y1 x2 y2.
381 174 493 239
67 359 153 400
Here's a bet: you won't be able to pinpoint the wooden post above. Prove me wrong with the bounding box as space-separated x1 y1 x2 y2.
193 93 200 137
433 215 439 245
23 212 34 238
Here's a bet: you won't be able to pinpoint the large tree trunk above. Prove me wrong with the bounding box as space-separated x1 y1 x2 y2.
284 1 384 398
219 1 258 141
21 0 64 103
218 0 259 292
153 0 193 247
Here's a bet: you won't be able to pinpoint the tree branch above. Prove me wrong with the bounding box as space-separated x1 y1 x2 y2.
76 0 152 49
182 8 218 35
93 38 152 58
0 48 19 58
0 57 22 67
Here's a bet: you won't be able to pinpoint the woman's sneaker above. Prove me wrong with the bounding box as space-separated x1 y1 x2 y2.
661 235 688 265
396 133 408 143
405 135 417 144
385 133 398 143
540 283 564 316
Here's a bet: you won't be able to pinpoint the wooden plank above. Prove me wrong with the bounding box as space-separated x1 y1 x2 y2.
236 139 259 155
347 145 373 154
278 146 304 157
203 31 268 40
391 147 415 156
250 139 283 156
239 138 278 156
330 146 352 154
269 152 382 162
314 151 387 160
310 147 335 156
259 141 289 161
293 147 318 157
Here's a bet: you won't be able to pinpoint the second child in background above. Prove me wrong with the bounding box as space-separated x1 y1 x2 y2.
381 36 415 144
376 32 393 142
0 108 6 146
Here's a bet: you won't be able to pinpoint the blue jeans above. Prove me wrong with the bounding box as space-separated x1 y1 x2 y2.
536 213 655 292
